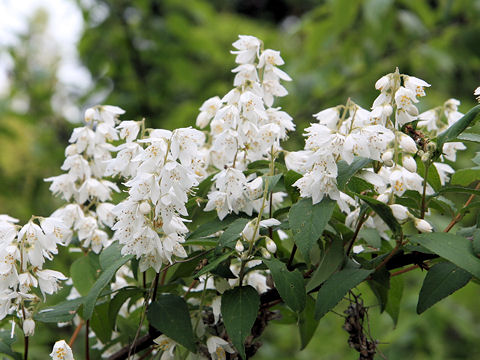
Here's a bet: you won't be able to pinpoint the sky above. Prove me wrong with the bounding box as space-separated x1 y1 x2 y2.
0 0 90 106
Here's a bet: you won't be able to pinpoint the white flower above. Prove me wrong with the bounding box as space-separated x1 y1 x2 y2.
433 162 454 186
117 120 140 142
475 86 480 102
207 336 235 360
196 96 222 128
399 134 418 153
231 35 261 64
403 75 430 97
389 204 410 222
402 155 417 173
23 318 35 336
414 218 433 232
50 340 74 360
36 269 67 299
266 238 277 253
154 335 177 360
442 142 466 162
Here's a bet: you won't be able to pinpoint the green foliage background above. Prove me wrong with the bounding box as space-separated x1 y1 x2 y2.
1 0 479 358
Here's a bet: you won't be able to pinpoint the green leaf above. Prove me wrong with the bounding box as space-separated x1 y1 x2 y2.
71 253 100 296
147 294 196 352
187 215 239 240
473 229 480 256
385 276 404 326
417 262 472 314
195 250 235 278
457 132 480 142
222 286 260 359
290 198 336 262
435 186 480 197
90 301 112 344
359 228 382 249
284 170 302 203
410 233 480 279
108 287 145 330
298 295 319 350
306 239 344 292
263 174 283 194
356 194 402 234
218 218 250 249
367 267 390 312
83 252 133 320
416 158 441 192
34 297 84 323
264 258 306 312
337 157 372 190
100 241 123 270
315 268 373 320
436 104 480 150
0 331 21 360
451 168 480 186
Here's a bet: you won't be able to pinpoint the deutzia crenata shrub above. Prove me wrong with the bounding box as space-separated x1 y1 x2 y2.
1 35 480 360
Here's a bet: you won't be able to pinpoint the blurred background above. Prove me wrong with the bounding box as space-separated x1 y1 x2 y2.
0 0 480 358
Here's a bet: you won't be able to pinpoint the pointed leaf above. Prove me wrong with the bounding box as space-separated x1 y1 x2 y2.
451 168 480 187
356 194 402 234
71 253 100 296
264 258 306 312
298 295 319 350
195 250 235 278
290 198 336 262
315 268 373 320
284 170 302 203
410 233 480 279
147 294 196 352
436 104 480 150
417 262 471 314
263 174 283 194
187 215 239 240
34 297 84 323
337 157 372 190
306 239 344 292
221 286 260 359
457 132 480 142
385 276 404 326
218 218 249 249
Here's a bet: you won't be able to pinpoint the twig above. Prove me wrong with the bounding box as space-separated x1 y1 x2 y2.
286 244 297 270
346 212 368 256
375 237 404 272
68 320 84 347
391 265 419 277
443 182 480 232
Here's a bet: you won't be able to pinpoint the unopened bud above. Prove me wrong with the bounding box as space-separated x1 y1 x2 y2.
381 151 393 163
417 150 425 157
235 240 244 253
399 134 417 153
266 238 277 254
426 142 437 152
23 318 35 337
389 204 410 222
260 247 271 259
414 218 433 232
384 159 394 167
84 108 96 123
402 155 417 173
139 201 151 215
421 153 431 163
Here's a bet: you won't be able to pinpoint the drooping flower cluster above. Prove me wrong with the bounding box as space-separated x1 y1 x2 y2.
111 128 206 272
199 35 294 219
0 214 68 335
45 106 133 253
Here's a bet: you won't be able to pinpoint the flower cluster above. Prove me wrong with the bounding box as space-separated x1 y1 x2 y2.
199 35 294 219
111 127 206 272
0 214 68 336
45 106 128 253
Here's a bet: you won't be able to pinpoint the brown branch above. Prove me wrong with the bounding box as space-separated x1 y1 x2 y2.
391 265 419 277
443 182 480 233
68 320 84 347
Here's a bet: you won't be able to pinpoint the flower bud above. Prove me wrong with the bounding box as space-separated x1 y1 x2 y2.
421 152 431 163
402 155 417 173
139 201 151 215
414 218 433 232
381 151 393 163
266 238 277 254
399 134 417 153
389 204 410 222
84 108 96 123
235 240 244 253
23 318 35 337
260 247 271 259
377 193 389 204
426 142 436 152
242 221 259 242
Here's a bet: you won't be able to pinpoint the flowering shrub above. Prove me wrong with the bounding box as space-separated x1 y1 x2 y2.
1 35 480 360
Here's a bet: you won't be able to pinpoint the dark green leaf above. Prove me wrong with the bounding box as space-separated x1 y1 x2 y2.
473 229 480 256
221 286 260 360
290 198 336 262
90 302 112 344
108 287 145 330
385 276 404 326
298 295 319 350
367 267 390 312
435 186 480 197
0 331 21 360
195 250 235 278
315 268 373 320
264 258 306 312
410 233 480 278
187 215 239 240
356 194 402 234
306 239 344 292
71 253 100 296
34 297 84 323
218 218 249 249
148 294 196 352
83 252 133 320
337 157 372 190
284 170 302 203
263 174 283 194
417 262 472 314
436 104 480 150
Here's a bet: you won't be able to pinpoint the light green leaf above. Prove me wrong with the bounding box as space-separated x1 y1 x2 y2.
147 294 196 352
100 241 123 270
264 258 306 312
221 286 260 359
451 168 480 187
298 295 319 350
315 268 373 320
410 233 480 279
417 262 471 314
290 198 336 262
457 132 480 142
306 239 344 292
34 297 84 323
